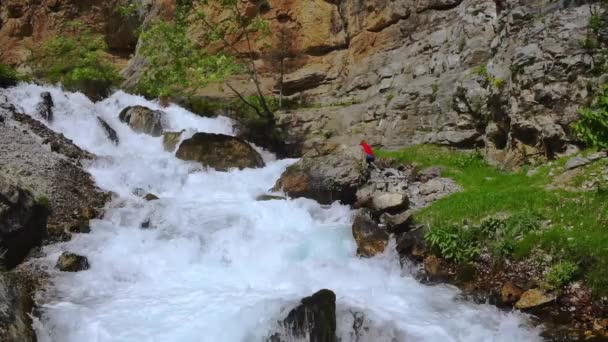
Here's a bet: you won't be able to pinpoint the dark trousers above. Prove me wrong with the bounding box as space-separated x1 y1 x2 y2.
366 155 375 164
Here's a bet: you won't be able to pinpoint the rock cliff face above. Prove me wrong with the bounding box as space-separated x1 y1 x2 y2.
1 1 603 161
264 0 604 161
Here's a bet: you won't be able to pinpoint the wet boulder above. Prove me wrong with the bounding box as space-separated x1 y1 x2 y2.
352 209 389 257
56 252 89 272
380 210 413 234
515 289 556 310
118 105 165 137
0 175 49 269
256 194 286 201
163 131 184 152
97 117 119 145
396 226 426 261
273 289 337 342
0 271 36 342
176 133 264 171
273 146 368 205
143 193 159 201
36 91 53 122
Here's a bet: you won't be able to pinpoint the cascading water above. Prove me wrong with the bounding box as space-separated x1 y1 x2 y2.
6 84 541 342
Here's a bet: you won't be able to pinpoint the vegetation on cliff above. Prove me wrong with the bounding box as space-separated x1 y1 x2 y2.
379 146 608 296
0 64 20 88
28 21 121 100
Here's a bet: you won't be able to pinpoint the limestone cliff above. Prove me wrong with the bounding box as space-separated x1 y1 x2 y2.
2 0 605 161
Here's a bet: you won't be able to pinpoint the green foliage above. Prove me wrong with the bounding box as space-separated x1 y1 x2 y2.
425 224 480 263
0 64 19 87
137 21 242 98
474 63 488 77
573 85 608 149
29 24 121 93
546 261 578 288
379 144 608 295
36 195 52 213
116 1 138 18
384 94 394 107
430 83 439 102
492 78 505 90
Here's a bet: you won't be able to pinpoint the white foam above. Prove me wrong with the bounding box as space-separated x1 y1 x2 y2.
5 84 541 342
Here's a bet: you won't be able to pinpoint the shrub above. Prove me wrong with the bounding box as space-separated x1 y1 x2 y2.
474 63 488 77
425 224 480 263
573 85 608 149
136 21 242 98
0 64 19 88
29 22 121 99
545 261 578 288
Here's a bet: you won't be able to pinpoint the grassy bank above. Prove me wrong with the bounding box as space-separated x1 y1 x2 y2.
378 145 608 296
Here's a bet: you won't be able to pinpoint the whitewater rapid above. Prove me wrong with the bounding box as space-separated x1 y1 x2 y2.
5 84 541 342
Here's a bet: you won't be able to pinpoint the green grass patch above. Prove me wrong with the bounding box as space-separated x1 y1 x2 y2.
379 145 608 296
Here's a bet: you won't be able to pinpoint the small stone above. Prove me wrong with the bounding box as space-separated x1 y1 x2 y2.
515 289 556 309
141 218 151 229
588 151 607 161
56 252 89 272
143 193 159 201
565 156 590 170
418 166 442 182
420 178 446 195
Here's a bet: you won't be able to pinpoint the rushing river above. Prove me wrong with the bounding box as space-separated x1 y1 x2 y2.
6 84 541 342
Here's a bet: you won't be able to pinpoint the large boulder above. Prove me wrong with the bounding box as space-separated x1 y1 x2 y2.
273 146 368 205
351 209 389 257
118 105 165 137
273 289 337 342
0 175 49 269
175 133 265 171
0 271 35 342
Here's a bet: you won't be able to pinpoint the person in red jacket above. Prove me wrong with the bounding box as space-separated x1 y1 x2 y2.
359 140 375 165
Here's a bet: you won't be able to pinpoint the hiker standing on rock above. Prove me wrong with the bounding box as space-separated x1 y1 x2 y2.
359 140 376 166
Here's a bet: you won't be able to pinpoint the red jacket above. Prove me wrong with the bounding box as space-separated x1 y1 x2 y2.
360 142 374 156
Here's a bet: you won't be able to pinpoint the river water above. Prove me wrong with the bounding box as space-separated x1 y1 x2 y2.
6 84 541 341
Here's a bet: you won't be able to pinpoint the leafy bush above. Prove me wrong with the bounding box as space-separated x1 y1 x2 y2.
29 23 121 98
546 261 578 288
0 64 19 87
137 21 242 98
425 224 480 263
573 85 608 149
474 63 488 77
